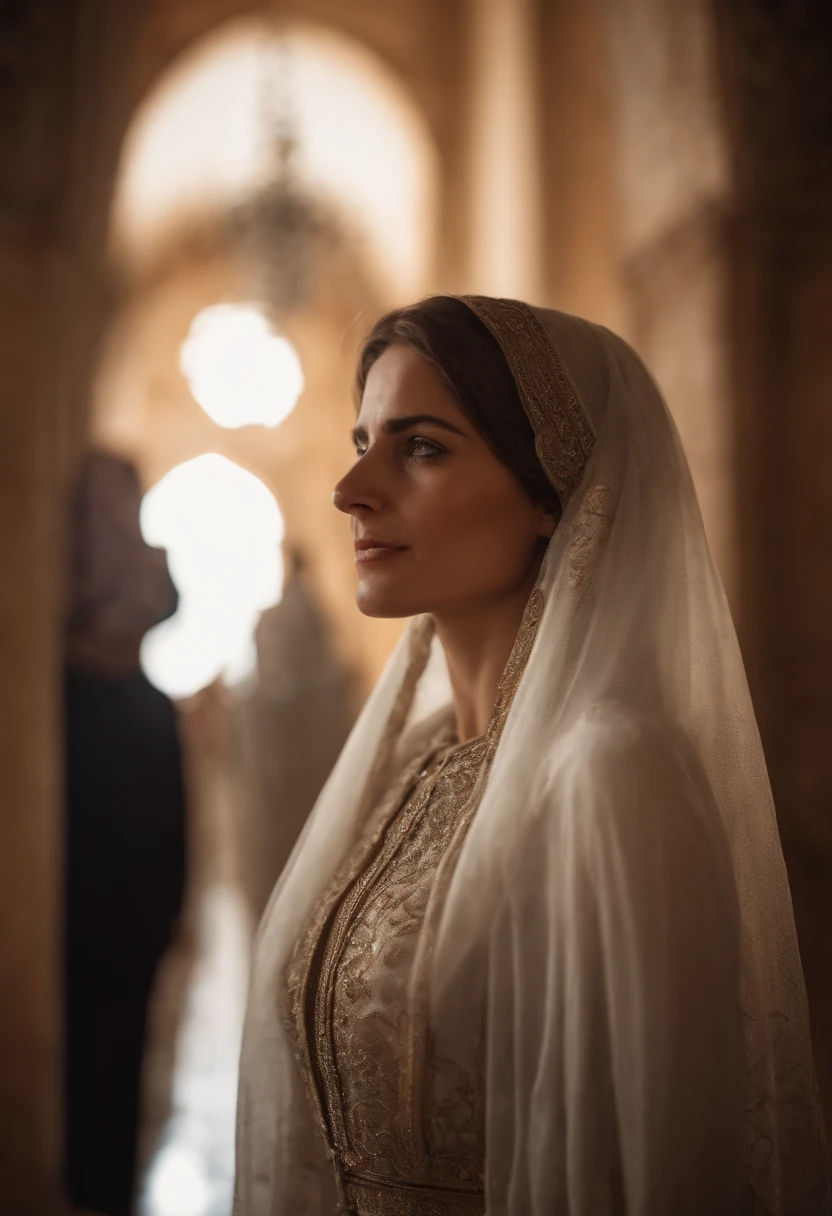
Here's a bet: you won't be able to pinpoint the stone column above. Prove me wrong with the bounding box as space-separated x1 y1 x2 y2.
535 0 627 334
0 2 144 1210
600 0 737 596
466 0 543 299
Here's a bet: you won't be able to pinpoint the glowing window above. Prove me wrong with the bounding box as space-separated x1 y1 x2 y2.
140 453 283 698
110 21 438 300
180 304 303 429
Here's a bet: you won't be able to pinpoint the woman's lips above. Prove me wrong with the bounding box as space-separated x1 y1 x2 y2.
354 540 409 565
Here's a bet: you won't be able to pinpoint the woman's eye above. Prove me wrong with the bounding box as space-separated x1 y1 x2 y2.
352 436 445 459
407 436 445 459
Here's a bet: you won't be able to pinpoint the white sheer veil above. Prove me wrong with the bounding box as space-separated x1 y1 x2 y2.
234 298 830 1215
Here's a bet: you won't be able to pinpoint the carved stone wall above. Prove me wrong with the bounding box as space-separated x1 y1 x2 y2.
713 0 832 1130
714 0 832 848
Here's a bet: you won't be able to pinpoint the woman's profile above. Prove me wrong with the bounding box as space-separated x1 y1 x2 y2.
234 296 831 1215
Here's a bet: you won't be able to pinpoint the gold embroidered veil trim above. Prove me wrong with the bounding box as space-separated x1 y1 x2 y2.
456 296 595 504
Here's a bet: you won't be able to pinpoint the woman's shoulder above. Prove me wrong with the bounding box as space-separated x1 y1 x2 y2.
538 703 720 839
548 702 697 770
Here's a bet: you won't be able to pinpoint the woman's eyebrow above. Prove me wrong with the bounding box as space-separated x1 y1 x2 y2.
351 415 468 445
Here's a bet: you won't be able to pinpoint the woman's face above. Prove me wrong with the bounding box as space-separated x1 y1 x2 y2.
332 343 555 619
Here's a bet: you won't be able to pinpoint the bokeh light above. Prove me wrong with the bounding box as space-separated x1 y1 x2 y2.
143 1143 210 1216
179 304 303 429
140 453 284 698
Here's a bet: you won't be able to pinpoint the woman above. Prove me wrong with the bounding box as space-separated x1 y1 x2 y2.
234 297 830 1215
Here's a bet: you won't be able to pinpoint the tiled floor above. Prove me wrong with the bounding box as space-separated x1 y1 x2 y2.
139 884 251 1216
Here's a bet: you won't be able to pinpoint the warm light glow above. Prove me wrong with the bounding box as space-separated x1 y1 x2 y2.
143 1144 210 1216
140 454 283 698
180 304 303 429
110 19 437 298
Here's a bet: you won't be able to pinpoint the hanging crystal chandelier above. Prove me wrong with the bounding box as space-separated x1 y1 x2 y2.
232 28 331 318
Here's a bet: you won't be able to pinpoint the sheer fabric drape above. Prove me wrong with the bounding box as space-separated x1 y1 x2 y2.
234 299 830 1215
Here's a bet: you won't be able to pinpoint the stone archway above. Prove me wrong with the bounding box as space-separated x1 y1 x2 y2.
89 20 444 1209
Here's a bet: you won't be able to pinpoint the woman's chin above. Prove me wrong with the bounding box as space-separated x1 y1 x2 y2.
355 579 423 619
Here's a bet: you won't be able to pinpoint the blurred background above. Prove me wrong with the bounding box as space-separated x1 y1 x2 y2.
1 1 831 1214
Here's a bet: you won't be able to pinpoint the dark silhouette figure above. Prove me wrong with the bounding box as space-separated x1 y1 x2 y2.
64 453 187 1216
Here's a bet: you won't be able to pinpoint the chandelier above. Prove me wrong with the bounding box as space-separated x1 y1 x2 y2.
232 30 332 318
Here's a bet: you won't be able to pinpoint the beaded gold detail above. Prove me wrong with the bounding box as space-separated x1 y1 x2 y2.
457 296 595 504
284 590 545 1216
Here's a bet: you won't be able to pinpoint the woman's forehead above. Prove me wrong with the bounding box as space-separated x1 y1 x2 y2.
357 344 465 428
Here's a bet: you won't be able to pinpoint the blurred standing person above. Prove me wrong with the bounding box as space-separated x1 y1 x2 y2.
64 452 187 1216
234 550 353 922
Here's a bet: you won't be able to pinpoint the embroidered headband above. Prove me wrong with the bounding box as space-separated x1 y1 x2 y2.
456 295 595 504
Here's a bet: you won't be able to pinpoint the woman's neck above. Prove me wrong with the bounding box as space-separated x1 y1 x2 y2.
433 564 541 743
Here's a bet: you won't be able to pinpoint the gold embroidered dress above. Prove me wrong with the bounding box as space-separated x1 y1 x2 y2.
289 731 486 1215
287 596 543 1216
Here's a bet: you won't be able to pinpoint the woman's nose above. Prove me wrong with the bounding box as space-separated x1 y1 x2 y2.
331 479 354 514
331 459 384 516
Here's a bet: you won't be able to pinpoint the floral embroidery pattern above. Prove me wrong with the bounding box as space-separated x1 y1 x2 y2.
568 484 614 588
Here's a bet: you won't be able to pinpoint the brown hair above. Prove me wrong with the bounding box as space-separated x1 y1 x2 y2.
356 296 561 516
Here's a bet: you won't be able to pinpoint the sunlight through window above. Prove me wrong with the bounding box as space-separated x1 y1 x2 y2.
180 303 303 429
139 453 284 698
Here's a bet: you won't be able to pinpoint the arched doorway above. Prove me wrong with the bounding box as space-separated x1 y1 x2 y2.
87 17 440 1215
